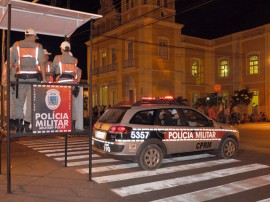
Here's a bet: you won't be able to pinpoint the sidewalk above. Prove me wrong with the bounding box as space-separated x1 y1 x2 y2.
0 138 122 202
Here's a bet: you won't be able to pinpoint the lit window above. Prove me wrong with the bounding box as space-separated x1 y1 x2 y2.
191 60 199 77
249 55 259 74
159 40 168 59
102 52 106 67
220 60 228 77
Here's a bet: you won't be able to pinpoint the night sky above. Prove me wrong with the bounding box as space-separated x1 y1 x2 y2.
4 0 270 79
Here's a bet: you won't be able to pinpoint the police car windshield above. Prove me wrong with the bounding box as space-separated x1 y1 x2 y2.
98 108 127 123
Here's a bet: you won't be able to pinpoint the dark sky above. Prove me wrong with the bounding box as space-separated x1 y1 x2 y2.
5 0 270 79
176 0 270 39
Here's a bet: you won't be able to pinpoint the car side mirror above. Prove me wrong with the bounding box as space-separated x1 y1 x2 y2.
209 119 214 127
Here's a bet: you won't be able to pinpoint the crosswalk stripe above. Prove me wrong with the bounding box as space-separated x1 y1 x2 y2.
78 163 138 174
112 163 269 197
25 141 89 148
38 147 89 153
151 174 270 202
92 159 240 184
18 139 87 145
77 153 215 174
46 150 94 157
67 158 120 167
31 143 89 150
257 198 270 202
54 154 92 161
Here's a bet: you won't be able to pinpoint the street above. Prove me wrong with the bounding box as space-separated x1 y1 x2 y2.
0 122 269 202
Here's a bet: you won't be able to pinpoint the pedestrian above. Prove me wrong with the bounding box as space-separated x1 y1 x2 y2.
208 105 217 120
217 102 225 123
43 49 54 82
224 105 231 124
10 28 46 132
53 41 80 129
231 105 239 125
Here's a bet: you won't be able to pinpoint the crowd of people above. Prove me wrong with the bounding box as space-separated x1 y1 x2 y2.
3 28 82 132
92 105 111 118
89 101 269 126
196 102 268 125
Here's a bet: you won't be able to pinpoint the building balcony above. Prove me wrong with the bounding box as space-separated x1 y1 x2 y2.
92 63 118 76
123 60 136 69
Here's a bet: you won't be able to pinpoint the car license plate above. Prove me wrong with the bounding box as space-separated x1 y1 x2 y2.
95 131 106 140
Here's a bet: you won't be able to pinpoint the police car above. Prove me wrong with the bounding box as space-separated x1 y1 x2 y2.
92 97 239 170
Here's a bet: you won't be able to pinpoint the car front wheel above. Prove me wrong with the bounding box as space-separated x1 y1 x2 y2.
138 144 163 170
218 137 238 159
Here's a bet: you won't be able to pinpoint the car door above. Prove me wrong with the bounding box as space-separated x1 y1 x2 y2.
177 108 219 152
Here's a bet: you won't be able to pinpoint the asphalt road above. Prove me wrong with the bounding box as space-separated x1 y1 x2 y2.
237 122 270 155
0 122 269 202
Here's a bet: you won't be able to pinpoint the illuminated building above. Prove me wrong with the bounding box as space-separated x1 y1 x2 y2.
86 0 270 115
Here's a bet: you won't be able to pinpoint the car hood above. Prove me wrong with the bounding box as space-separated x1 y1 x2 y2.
214 121 238 131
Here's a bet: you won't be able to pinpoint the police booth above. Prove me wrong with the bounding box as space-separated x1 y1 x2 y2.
0 0 102 193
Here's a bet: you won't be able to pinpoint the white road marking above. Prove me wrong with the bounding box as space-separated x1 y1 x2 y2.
257 198 270 202
31 143 89 150
112 163 269 197
152 174 270 202
54 154 93 161
18 139 87 145
19 140 88 146
67 158 120 166
38 147 89 153
77 154 215 174
77 163 138 174
93 159 240 184
45 150 95 157
25 141 89 148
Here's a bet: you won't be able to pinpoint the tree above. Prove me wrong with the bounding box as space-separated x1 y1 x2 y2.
231 88 253 106
194 93 222 108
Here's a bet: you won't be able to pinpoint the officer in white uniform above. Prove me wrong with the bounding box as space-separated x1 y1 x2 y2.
10 28 46 132
53 41 79 129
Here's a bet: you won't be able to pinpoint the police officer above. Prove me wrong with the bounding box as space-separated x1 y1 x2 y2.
43 49 54 83
53 41 79 129
10 28 46 132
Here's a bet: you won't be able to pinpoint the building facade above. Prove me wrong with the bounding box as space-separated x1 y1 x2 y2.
86 0 270 116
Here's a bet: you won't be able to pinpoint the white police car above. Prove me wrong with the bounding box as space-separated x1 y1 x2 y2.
92 98 239 170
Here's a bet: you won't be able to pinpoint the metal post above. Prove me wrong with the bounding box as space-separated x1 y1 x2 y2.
0 29 5 174
88 19 93 181
64 134 67 167
6 2 12 194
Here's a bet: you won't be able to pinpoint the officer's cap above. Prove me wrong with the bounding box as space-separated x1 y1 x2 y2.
25 28 38 39
60 41 71 51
